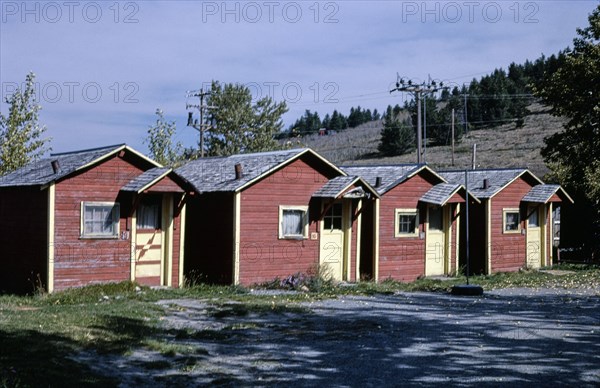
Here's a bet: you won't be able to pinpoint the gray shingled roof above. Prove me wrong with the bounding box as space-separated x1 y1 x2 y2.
121 167 171 193
313 176 359 198
522 184 572 203
341 165 432 195
176 148 340 193
420 183 463 206
439 169 542 199
0 144 126 187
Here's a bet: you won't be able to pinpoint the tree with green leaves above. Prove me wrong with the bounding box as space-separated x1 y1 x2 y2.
534 5 600 250
145 109 182 167
206 81 288 156
378 105 415 156
0 72 50 175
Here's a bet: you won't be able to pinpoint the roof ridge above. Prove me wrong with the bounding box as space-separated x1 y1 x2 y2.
341 163 425 168
50 143 125 156
438 167 528 173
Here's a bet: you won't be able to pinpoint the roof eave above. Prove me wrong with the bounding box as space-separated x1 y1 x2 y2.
234 148 345 193
75 145 162 174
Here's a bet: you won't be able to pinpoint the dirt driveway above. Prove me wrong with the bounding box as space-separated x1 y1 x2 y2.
82 288 600 387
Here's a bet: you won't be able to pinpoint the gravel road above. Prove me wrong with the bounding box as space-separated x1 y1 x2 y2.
81 287 600 387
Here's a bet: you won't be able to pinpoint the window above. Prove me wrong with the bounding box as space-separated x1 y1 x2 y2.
503 208 521 233
323 203 343 230
528 207 539 227
137 197 161 230
81 202 120 238
428 206 443 231
279 206 309 239
395 209 419 237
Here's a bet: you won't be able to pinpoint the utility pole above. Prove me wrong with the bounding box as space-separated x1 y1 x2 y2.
186 88 213 158
451 108 455 166
390 74 447 164
463 92 469 137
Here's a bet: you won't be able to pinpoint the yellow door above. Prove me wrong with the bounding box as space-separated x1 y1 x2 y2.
425 205 445 276
320 202 344 281
526 205 542 269
135 196 164 286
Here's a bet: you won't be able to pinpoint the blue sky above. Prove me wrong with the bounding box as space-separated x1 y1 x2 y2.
1 0 598 154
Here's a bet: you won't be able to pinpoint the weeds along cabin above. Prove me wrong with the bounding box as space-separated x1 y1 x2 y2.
175 148 379 286
440 169 573 275
342 165 470 282
0 144 191 294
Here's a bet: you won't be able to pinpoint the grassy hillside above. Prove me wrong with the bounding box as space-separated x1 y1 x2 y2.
290 103 567 178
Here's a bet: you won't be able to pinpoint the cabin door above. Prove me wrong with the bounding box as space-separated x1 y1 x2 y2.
320 202 346 281
425 205 446 276
135 195 165 286
526 205 542 268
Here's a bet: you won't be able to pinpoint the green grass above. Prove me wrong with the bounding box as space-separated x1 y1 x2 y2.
1 267 599 386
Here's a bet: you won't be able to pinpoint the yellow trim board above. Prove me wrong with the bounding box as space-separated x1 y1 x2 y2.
47 183 55 293
178 202 187 287
355 199 362 282
373 198 380 282
233 192 241 285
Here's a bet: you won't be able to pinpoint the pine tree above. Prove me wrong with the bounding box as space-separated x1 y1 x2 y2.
378 106 415 156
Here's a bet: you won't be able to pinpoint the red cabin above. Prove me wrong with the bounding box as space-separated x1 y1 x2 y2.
0 144 190 294
176 148 378 285
440 169 573 274
342 165 470 282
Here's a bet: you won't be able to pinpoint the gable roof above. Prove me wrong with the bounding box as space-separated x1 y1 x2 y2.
341 164 445 195
121 167 172 194
0 144 161 188
439 169 543 199
419 183 476 206
522 184 574 204
312 176 380 199
176 148 344 193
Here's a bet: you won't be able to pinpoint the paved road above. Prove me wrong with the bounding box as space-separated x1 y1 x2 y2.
81 288 600 387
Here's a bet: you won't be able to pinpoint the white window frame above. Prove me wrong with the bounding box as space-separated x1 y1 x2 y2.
80 201 120 239
503 208 521 234
279 205 309 239
395 208 419 237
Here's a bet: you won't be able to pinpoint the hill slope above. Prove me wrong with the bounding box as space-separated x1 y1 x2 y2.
291 103 566 178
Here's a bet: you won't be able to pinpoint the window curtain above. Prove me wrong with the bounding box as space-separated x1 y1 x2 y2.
283 210 304 236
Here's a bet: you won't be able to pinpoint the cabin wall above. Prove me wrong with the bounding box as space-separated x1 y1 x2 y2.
171 194 184 286
489 178 532 273
53 155 144 291
0 186 48 294
449 203 459 275
237 158 332 285
378 174 435 282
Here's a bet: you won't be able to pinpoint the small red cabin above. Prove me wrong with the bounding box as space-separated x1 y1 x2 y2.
176 148 378 286
0 144 190 294
343 165 469 282
440 169 573 274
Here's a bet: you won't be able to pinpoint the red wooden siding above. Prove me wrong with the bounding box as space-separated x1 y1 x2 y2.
171 194 184 286
489 177 533 273
0 186 48 294
378 174 436 282
238 157 334 285
146 176 184 193
53 154 147 291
